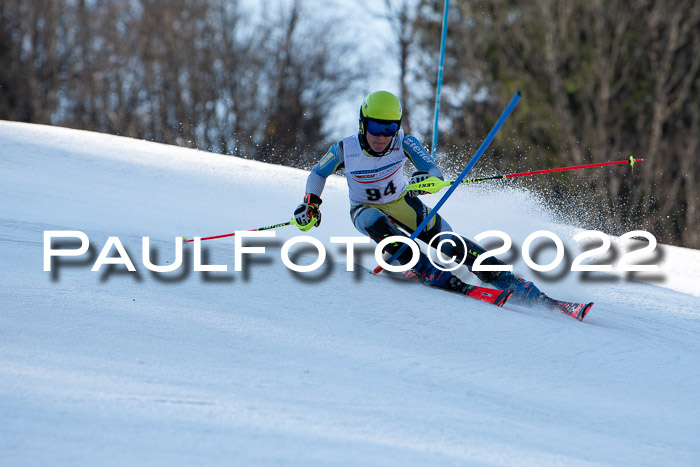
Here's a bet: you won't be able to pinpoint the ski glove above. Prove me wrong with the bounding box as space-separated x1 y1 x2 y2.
294 193 322 231
407 171 432 197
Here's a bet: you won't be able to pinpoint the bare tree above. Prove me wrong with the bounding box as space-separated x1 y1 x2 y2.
0 0 62 123
412 0 700 247
382 0 420 132
2 0 366 166
254 0 365 166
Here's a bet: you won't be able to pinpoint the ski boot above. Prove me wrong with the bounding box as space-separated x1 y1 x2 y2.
490 271 544 305
402 256 469 293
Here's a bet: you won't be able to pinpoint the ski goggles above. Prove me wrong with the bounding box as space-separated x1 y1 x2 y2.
366 119 399 137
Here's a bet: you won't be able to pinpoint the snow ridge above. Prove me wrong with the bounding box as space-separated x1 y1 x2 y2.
1 121 699 465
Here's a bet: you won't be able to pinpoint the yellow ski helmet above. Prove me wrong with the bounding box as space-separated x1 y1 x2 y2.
359 91 402 156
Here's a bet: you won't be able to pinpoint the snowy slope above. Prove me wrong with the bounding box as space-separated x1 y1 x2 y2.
1 120 699 466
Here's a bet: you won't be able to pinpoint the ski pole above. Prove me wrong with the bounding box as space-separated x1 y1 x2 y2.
407 156 645 194
182 219 298 243
374 90 521 275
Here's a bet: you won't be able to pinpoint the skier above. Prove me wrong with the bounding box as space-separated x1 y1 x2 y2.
292 90 543 305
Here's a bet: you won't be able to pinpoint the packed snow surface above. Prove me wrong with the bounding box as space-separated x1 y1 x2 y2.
1 121 699 465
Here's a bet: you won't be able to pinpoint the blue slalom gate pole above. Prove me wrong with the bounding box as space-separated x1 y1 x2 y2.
430 0 450 160
374 91 522 274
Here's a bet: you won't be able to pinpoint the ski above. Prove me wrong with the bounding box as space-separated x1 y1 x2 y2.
355 265 513 308
452 282 513 307
356 264 590 318
539 295 594 321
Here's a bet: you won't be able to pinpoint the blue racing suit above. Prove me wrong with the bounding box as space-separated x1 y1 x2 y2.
303 130 505 282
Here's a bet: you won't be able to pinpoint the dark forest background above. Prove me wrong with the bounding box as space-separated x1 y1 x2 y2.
1 0 698 248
